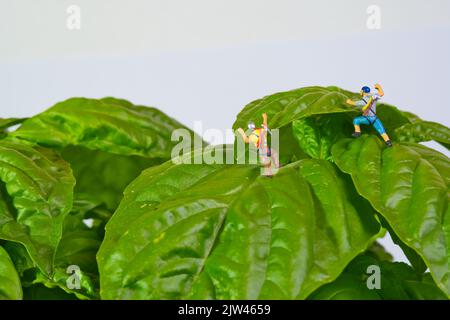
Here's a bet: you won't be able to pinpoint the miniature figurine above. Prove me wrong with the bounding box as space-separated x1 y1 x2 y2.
237 113 279 176
346 83 392 147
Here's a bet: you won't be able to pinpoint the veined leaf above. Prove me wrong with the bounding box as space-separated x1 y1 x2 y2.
233 86 357 130
233 86 421 164
1 242 35 279
22 284 78 300
366 242 393 262
0 118 26 132
402 111 422 123
98 154 381 299
0 140 75 275
32 266 97 300
292 114 353 161
309 254 447 300
10 198 106 300
0 245 22 300
55 198 109 275
0 118 26 139
374 103 411 134
332 135 450 296
62 146 162 210
9 97 200 210
232 86 356 165
394 121 450 149
11 97 194 158
42 198 109 299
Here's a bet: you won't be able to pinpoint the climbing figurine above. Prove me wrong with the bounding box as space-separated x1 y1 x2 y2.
237 113 279 176
346 83 393 147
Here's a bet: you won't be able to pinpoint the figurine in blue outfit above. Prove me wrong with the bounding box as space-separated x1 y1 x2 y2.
346 83 392 147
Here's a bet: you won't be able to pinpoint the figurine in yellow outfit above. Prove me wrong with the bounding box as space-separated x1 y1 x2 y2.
237 113 278 176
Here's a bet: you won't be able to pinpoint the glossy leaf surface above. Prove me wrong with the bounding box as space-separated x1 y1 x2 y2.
0 141 75 275
332 136 450 296
98 158 381 299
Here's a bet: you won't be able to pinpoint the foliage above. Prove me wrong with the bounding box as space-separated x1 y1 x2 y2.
1 88 448 300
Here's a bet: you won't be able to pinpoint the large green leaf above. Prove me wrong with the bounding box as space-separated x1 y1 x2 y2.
22 284 79 300
378 216 427 273
0 118 26 139
232 86 357 165
62 146 162 210
365 242 393 262
11 97 194 158
394 121 450 149
0 140 75 276
40 198 109 299
374 103 412 134
309 254 447 300
331 135 450 296
9 97 199 210
0 245 22 300
0 118 26 132
8 198 106 300
292 114 353 161
98 153 381 299
55 198 108 275
232 86 421 164
31 266 97 300
233 87 416 131
233 86 357 130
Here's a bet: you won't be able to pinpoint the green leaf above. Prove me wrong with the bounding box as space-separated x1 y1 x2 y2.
62 146 163 210
9 97 200 211
0 140 75 275
379 216 427 273
38 197 111 299
292 114 353 161
365 242 393 262
22 284 79 300
10 198 105 300
55 198 108 275
374 103 412 133
394 121 450 149
98 154 381 299
232 87 418 164
0 245 22 300
0 118 26 139
1 242 36 285
309 254 447 300
32 266 97 300
331 135 450 297
233 86 357 130
0 118 26 132
402 111 422 123
11 97 197 158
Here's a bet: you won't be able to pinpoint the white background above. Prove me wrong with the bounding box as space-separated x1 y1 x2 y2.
1 0 450 263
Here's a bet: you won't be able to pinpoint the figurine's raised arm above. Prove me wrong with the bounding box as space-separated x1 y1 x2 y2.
374 83 384 97
237 128 250 143
262 113 268 128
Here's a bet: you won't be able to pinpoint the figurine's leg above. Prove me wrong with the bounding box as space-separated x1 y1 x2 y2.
270 149 280 169
352 116 369 137
259 154 273 176
373 119 392 147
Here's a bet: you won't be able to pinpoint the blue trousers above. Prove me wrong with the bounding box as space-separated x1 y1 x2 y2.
353 116 386 135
